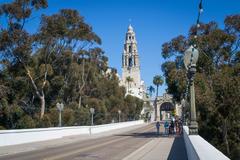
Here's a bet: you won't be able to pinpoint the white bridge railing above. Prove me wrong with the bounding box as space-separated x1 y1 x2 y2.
183 126 230 160
0 120 144 147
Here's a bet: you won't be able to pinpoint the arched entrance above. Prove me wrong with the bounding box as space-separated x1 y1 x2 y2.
154 93 174 121
160 102 175 120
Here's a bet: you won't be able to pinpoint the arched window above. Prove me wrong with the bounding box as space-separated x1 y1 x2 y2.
125 56 128 66
129 46 132 52
134 56 136 66
129 57 133 67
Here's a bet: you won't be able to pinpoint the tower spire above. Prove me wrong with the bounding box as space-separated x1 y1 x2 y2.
120 24 145 99
128 19 133 32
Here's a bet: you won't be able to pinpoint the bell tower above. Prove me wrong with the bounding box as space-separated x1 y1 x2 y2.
122 24 141 95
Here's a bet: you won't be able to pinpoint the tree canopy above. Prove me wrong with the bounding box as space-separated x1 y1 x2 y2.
153 75 164 97
161 15 240 159
0 0 144 129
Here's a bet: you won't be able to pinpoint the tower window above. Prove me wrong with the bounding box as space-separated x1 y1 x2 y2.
129 36 131 40
134 56 136 65
129 57 133 67
129 46 132 52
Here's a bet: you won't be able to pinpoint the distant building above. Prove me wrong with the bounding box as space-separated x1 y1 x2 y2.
119 24 146 99
149 93 183 121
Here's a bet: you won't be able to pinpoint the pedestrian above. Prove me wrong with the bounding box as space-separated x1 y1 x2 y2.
156 121 160 135
170 120 174 134
175 120 179 134
178 119 183 134
164 121 169 136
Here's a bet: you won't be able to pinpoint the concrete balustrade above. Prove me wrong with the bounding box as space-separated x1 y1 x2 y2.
0 120 144 147
183 126 230 160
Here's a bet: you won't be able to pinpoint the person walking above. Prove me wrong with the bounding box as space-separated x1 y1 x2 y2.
178 119 183 134
170 120 174 134
156 121 160 135
175 120 179 134
164 121 169 136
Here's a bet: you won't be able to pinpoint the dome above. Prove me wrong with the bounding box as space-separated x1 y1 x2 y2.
128 24 134 32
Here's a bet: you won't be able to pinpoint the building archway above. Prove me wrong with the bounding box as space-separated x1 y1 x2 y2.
160 102 175 120
154 93 175 121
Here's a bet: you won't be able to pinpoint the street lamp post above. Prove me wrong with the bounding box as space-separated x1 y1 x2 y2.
154 99 157 121
181 98 186 124
56 102 64 127
184 45 199 135
118 110 121 122
90 108 95 126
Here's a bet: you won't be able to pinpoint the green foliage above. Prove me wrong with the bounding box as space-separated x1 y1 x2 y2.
124 95 143 121
63 108 75 126
49 108 59 126
16 115 36 129
0 126 6 130
0 0 144 133
37 114 52 128
161 14 240 159
153 75 164 97
147 85 155 98
74 107 90 126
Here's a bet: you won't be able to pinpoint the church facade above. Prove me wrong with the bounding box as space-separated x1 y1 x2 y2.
120 25 146 99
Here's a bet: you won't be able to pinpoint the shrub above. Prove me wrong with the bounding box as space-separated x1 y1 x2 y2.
16 115 36 129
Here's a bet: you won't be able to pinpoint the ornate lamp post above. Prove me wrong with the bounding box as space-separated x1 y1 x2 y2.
184 45 199 135
90 108 95 126
181 98 186 124
154 98 158 121
118 110 121 122
56 102 64 127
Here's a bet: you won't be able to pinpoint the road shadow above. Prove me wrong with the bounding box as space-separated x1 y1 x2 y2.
114 131 179 138
167 136 188 160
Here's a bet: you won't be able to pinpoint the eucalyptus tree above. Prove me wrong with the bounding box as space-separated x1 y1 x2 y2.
39 9 101 108
34 9 101 118
0 0 48 119
161 15 240 159
0 0 145 130
0 0 101 119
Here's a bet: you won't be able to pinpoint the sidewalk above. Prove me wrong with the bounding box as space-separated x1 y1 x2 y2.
123 134 188 160
0 123 148 156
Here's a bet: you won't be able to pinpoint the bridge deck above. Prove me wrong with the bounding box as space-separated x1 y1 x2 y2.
0 123 188 160
123 127 188 160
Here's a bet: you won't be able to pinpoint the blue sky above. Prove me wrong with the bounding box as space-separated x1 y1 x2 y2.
1 0 240 96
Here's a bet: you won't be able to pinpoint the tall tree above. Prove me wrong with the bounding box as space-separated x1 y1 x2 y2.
147 85 155 97
161 15 240 159
153 75 164 97
0 0 48 119
0 1 144 131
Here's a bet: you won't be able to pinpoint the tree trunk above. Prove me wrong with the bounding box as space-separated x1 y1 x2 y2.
26 68 46 119
78 95 82 109
156 85 159 97
40 95 45 119
223 118 230 156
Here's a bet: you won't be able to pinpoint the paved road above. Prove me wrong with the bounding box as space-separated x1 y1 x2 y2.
0 124 155 160
0 123 187 160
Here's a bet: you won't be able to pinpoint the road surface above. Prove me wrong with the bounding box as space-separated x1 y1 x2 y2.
0 123 187 160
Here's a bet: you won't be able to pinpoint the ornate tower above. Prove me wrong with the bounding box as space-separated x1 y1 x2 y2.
122 24 142 96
